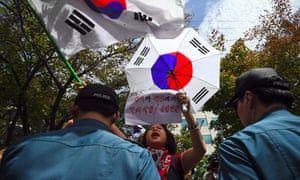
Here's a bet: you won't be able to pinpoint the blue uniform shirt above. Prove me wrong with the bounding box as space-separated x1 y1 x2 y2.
0 119 160 180
219 109 300 180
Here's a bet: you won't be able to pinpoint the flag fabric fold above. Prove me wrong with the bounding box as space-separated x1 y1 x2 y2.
28 0 185 58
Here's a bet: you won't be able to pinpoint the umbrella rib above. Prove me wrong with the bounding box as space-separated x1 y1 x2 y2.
152 68 183 90
152 55 182 89
172 72 216 87
190 75 215 86
170 70 182 89
174 61 193 73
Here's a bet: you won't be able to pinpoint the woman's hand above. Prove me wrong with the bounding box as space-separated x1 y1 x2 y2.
176 91 190 113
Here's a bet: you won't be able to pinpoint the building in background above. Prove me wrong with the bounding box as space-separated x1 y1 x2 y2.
173 111 220 154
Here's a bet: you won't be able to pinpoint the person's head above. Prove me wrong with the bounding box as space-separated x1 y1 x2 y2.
207 154 220 172
226 68 294 126
142 124 177 155
72 83 119 122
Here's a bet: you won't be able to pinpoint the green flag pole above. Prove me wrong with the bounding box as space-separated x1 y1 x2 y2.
26 1 82 85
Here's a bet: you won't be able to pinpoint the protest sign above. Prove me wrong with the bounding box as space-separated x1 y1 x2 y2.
125 90 181 125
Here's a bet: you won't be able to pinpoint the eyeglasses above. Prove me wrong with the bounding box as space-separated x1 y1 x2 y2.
232 97 240 112
232 92 245 111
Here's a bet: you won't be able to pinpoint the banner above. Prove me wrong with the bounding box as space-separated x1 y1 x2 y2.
125 90 182 125
28 0 184 58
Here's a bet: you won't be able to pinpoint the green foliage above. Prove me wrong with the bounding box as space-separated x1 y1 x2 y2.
209 29 226 52
0 0 138 147
199 2 300 177
1 2 299 180
205 0 300 148
244 0 300 115
175 126 208 179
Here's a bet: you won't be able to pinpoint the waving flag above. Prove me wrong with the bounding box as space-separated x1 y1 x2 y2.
28 0 184 58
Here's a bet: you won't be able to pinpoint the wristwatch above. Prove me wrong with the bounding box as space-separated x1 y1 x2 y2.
188 123 198 130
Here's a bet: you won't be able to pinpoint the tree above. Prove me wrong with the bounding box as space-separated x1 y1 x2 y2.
244 0 300 115
0 0 138 147
192 2 300 178
205 38 259 138
175 125 208 179
205 0 300 145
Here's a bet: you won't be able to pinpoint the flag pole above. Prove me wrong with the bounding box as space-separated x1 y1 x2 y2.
26 0 82 85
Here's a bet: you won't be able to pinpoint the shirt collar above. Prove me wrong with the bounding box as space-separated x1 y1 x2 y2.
259 108 287 121
71 118 111 132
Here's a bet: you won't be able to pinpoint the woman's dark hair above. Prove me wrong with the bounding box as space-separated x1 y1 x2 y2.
142 124 177 155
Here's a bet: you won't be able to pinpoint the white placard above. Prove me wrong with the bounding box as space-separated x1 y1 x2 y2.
125 90 181 125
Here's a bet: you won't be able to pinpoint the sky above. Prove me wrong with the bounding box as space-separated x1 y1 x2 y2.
182 0 300 51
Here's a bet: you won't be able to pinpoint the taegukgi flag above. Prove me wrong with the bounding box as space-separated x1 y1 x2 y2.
28 0 185 58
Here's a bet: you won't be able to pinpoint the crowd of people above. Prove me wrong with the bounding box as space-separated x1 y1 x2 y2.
0 67 299 179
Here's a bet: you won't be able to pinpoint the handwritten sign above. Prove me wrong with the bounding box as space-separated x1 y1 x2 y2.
125 90 182 125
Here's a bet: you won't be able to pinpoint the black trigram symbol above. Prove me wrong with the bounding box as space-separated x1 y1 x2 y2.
192 87 209 104
65 9 95 35
133 46 150 66
190 38 210 55
134 12 153 22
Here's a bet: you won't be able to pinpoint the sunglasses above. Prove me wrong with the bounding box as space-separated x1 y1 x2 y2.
231 92 245 111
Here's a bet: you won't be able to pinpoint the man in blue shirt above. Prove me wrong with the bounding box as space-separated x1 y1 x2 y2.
0 83 160 180
220 68 300 179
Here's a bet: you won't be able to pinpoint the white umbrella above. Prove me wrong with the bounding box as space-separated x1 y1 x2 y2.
125 28 221 113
